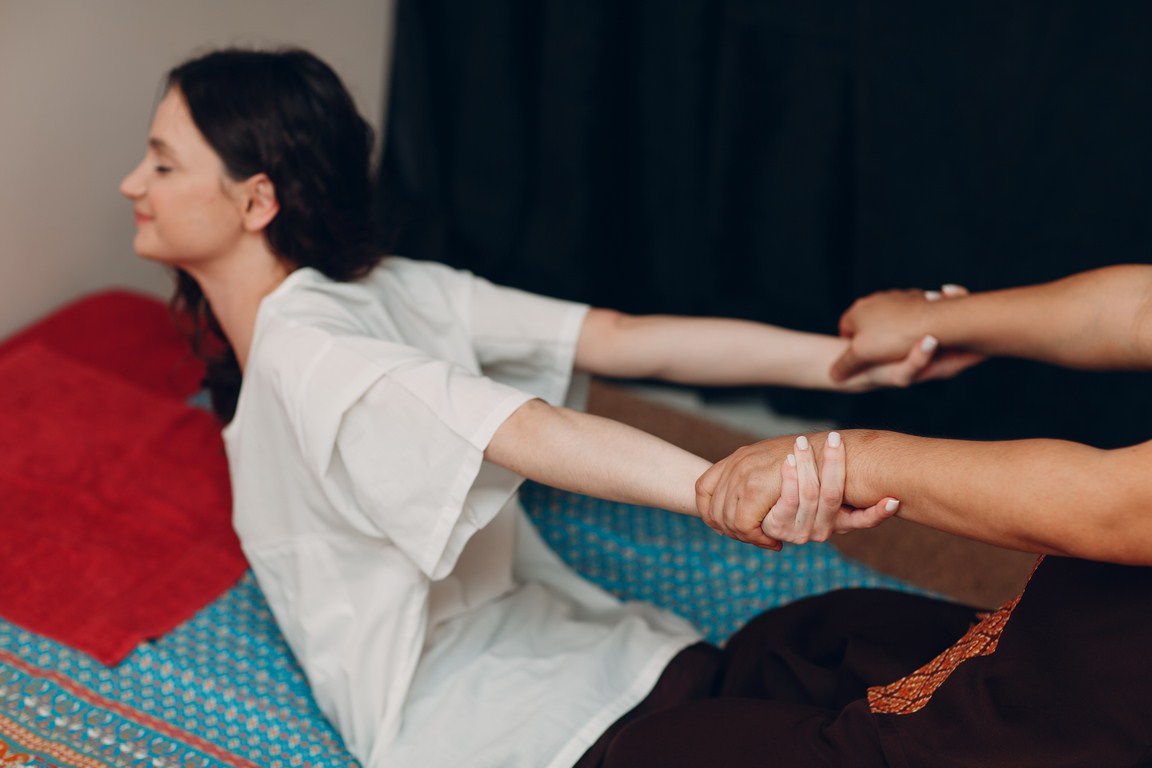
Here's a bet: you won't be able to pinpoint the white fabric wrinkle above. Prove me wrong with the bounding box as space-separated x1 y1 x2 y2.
331 371 530 579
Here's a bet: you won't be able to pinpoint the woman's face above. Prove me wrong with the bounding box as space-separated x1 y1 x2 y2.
119 89 247 268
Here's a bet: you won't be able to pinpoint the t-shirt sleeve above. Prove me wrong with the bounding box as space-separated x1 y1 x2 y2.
277 328 534 579
464 272 591 407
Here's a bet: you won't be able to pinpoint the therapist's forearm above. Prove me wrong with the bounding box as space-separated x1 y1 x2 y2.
925 266 1152 369
838 429 1152 564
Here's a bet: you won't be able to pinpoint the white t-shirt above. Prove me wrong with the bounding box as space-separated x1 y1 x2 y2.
222 258 700 768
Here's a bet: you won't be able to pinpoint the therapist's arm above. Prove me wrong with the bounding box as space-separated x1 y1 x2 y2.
698 428 1152 565
833 265 1152 380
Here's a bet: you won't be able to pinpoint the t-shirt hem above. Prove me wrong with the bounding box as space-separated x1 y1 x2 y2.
541 635 698 768
469 388 537 450
419 388 535 580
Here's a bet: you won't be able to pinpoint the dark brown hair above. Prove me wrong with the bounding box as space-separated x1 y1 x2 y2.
166 47 383 420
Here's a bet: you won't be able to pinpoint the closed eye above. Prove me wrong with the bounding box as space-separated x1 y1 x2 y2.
147 137 178 175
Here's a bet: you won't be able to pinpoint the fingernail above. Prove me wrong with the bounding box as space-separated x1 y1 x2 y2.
920 335 938 353
796 435 810 451
941 283 964 295
885 499 901 512
828 431 841 448
924 290 943 301
787 453 796 467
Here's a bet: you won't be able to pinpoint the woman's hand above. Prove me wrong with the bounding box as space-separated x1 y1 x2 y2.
696 432 901 547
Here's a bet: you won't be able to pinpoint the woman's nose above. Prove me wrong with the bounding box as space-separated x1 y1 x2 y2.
119 162 145 199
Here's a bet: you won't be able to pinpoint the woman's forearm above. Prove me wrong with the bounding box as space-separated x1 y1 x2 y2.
485 398 711 517
574 309 859 389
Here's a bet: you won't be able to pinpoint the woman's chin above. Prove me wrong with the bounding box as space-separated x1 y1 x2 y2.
132 242 174 266
136 252 167 265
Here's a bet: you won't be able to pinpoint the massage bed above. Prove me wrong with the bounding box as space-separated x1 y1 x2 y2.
0 290 919 767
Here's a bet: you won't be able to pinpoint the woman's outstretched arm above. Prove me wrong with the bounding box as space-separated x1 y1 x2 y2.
573 309 952 392
485 399 898 550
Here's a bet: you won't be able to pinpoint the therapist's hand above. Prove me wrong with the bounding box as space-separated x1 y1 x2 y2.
832 284 986 383
696 431 901 546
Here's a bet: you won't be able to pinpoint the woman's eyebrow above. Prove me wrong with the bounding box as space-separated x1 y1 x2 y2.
148 137 177 156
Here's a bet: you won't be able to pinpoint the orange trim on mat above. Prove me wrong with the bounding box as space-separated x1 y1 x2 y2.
1 715 101 767
0 646 264 768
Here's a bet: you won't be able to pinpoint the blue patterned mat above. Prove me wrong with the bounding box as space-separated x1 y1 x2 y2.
0 483 918 767
520 482 919 644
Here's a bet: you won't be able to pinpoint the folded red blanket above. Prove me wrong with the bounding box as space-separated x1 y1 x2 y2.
0 292 245 665
0 289 205 400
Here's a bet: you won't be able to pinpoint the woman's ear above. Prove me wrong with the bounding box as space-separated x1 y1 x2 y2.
239 173 280 232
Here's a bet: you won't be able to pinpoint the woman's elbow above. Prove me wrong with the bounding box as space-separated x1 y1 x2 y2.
574 308 641 377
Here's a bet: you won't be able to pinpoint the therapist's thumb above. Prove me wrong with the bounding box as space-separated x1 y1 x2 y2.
830 346 866 382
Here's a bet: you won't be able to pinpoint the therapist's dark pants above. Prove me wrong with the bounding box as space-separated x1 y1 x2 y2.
575 588 977 768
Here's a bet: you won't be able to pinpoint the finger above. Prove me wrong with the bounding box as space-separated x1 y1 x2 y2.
761 454 799 537
886 334 940 387
940 283 969 298
752 524 784 550
812 431 845 541
705 448 755 539
913 350 987 383
706 456 739 538
740 496 785 549
792 436 820 544
829 344 868 382
833 498 901 534
694 460 724 532
700 454 745 539
731 463 787 548
837 304 859 338
761 456 799 544
703 438 795 548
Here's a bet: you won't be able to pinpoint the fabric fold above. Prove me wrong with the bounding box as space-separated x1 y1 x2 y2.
0 339 244 665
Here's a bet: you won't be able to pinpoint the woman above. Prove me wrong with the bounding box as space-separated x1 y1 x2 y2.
120 47 948 768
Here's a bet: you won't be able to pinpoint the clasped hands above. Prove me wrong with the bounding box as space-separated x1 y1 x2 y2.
695 429 899 550
696 283 983 550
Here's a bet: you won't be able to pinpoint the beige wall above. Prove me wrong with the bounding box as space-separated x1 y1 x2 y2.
0 0 396 338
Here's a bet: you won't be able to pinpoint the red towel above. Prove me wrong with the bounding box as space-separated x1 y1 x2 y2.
0 291 245 665
0 289 205 398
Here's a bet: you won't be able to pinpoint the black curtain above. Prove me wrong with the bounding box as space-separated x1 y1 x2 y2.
378 0 1152 447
